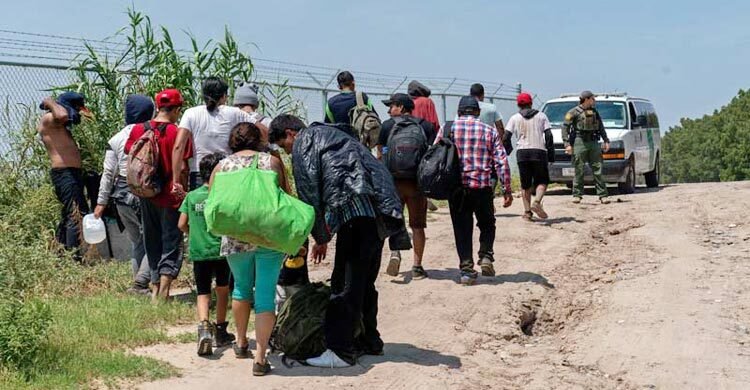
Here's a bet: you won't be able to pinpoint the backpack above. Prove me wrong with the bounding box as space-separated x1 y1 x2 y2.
385 117 428 179
126 121 166 198
417 121 462 200
270 282 330 362
348 91 381 149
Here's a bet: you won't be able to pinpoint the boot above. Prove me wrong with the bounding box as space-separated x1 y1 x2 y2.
197 320 213 356
214 321 235 347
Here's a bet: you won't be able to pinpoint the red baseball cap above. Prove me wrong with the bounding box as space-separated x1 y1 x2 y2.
155 89 184 109
517 92 533 106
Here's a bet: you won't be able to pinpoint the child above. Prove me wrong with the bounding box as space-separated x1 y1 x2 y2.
178 151 234 356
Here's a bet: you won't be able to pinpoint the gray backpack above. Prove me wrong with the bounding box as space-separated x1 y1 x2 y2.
348 91 381 148
385 117 428 179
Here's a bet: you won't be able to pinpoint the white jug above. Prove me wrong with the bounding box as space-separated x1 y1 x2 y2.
82 214 107 244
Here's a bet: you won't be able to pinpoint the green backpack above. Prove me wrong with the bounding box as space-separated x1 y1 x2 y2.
270 282 330 361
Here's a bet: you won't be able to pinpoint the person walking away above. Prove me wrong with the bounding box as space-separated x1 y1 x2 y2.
178 152 235 356
94 95 153 292
505 93 553 221
125 89 192 301
207 123 291 376
233 82 272 134
470 83 512 154
281 120 404 368
38 92 92 261
173 77 256 191
268 115 311 310
445 96 513 286
324 71 373 124
376 93 434 279
562 91 611 204
407 80 440 132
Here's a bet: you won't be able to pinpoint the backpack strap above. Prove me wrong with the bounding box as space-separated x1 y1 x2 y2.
443 121 455 140
142 121 152 132
355 91 366 109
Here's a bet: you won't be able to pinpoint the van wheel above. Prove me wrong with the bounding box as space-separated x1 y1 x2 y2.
645 155 660 188
617 157 636 194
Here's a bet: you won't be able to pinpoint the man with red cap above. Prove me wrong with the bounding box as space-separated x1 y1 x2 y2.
505 92 554 221
125 89 193 300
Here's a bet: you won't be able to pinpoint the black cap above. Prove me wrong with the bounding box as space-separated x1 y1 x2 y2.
580 90 594 99
458 95 480 111
382 93 414 111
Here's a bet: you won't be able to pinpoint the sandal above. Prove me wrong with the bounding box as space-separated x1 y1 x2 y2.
233 342 253 359
253 361 271 376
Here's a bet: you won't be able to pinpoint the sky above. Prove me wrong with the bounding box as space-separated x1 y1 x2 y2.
1 0 748 130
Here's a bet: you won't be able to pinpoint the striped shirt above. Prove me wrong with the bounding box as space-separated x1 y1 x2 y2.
449 115 511 193
325 194 377 235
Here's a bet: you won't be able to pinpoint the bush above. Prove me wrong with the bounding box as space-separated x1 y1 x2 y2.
0 298 51 375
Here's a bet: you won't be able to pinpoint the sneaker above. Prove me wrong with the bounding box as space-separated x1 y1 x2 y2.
197 320 213 356
386 251 401 277
600 197 611 204
460 270 478 286
305 349 353 368
479 257 496 277
233 342 253 359
572 197 582 204
411 266 428 280
214 321 235 347
427 200 439 212
530 200 548 219
522 211 534 222
252 361 272 376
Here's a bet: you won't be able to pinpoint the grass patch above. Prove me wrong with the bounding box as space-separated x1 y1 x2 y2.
0 292 194 389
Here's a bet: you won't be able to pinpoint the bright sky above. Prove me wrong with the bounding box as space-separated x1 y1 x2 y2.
2 0 748 129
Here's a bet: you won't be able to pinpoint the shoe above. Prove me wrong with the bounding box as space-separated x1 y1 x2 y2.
479 256 496 277
411 266 428 280
214 321 235 347
530 200 548 219
305 349 353 368
252 361 272 376
427 200 438 212
572 197 582 204
127 286 151 296
522 211 534 222
197 320 213 356
386 251 401 277
460 270 478 286
600 197 611 204
233 342 253 359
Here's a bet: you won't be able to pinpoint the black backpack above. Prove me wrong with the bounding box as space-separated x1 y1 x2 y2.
270 282 330 362
385 117 428 179
417 121 462 200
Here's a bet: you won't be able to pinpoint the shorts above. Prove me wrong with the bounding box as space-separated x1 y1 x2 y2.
395 179 427 229
226 248 285 314
517 160 550 190
193 259 231 295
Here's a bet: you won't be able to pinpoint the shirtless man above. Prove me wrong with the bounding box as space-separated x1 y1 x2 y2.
38 92 91 260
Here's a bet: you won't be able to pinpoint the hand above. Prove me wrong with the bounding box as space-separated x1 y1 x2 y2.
171 183 186 200
311 243 328 264
565 145 573 155
297 246 308 257
93 204 106 219
503 194 513 208
602 142 610 153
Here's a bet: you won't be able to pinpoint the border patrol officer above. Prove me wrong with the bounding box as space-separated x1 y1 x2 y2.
562 91 611 204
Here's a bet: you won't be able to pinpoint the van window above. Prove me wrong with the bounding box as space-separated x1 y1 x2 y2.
629 102 640 128
543 101 627 129
634 101 659 128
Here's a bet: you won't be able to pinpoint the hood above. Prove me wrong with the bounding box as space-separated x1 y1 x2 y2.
125 94 155 125
408 80 431 98
520 108 539 119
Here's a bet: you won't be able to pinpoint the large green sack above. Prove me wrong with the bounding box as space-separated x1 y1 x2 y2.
270 282 330 361
204 157 315 254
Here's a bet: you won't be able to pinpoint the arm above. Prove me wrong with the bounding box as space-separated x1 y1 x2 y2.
270 154 292 195
324 102 334 123
178 213 189 233
172 127 193 190
292 132 332 245
94 148 118 218
562 111 575 153
41 97 69 124
596 111 610 152
492 130 513 202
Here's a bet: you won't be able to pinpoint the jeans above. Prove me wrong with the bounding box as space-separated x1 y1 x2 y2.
116 202 151 288
448 187 496 271
140 200 183 284
50 168 90 258
325 217 384 365
226 248 284 314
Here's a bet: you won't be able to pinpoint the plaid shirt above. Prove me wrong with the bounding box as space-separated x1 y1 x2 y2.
440 115 511 193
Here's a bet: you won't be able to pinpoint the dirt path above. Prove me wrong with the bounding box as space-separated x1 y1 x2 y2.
134 182 750 389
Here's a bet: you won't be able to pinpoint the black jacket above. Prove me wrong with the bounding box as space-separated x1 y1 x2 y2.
292 122 404 244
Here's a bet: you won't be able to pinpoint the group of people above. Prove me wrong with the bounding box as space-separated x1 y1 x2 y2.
37 68 610 376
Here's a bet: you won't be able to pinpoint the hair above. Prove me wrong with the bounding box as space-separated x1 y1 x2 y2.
199 152 226 183
229 122 263 152
518 103 532 109
269 114 307 143
337 71 355 89
158 106 180 113
579 97 586 104
458 107 480 117
202 76 229 112
470 83 485 98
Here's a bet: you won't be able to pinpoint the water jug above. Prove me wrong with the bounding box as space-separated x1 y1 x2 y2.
82 214 106 244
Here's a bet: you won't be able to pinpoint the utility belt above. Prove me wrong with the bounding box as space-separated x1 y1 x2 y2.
576 130 599 143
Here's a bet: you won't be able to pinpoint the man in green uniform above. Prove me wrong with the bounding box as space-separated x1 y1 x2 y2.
562 91 611 204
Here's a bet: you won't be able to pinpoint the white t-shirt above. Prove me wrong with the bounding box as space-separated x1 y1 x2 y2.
178 105 254 172
478 100 503 128
248 111 272 129
506 111 551 151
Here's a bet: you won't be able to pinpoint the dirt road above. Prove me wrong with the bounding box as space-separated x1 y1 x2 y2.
135 182 750 389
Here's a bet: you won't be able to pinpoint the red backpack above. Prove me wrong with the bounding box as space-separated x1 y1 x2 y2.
127 121 166 198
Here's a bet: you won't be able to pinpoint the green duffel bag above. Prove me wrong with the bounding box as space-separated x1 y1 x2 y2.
205 156 314 254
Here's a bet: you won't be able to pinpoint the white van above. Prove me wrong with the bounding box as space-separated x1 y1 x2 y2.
541 93 661 193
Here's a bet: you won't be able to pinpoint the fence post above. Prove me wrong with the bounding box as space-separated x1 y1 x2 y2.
322 91 328 120
516 83 522 93
441 94 447 123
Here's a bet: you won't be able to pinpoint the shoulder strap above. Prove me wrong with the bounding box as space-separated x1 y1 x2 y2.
142 121 152 132
355 91 365 109
443 121 454 140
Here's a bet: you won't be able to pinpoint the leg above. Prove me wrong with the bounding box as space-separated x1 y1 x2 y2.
357 219 385 354
50 169 88 258
116 203 150 288
572 138 586 199
589 142 608 198
193 261 213 322
475 189 497 276
227 252 255 349
157 208 183 299
518 161 533 214
402 181 427 269
252 248 285 365
448 190 476 271
140 200 163 297
214 259 232 324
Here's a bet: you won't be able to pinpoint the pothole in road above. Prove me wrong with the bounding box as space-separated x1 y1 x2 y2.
519 308 538 336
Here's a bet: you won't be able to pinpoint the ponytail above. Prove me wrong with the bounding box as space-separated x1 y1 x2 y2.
201 76 229 112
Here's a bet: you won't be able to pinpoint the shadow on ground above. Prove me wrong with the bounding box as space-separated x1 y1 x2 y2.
425 269 555 289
